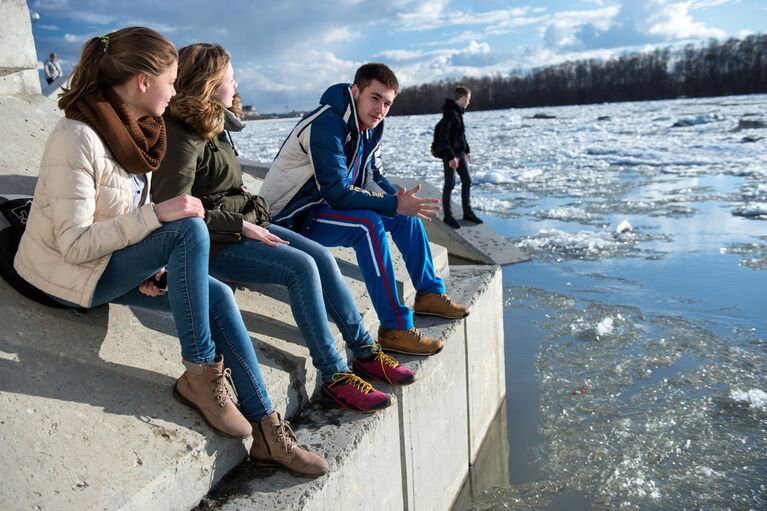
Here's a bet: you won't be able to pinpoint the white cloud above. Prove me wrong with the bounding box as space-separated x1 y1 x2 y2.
397 4 544 32
323 26 361 43
542 5 618 30
235 50 360 109
543 1 726 51
396 0 450 29
375 40 495 68
646 1 726 39
423 30 489 46
376 49 429 61
690 0 738 8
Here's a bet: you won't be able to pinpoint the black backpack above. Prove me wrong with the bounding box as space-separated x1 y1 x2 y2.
430 119 445 159
0 194 71 308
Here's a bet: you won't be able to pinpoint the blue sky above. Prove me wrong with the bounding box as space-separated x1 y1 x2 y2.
28 0 766 113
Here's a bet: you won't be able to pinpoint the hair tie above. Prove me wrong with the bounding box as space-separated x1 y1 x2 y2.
100 34 110 53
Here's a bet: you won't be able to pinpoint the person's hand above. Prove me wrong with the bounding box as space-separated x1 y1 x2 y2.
448 157 459 169
466 153 472 163
153 195 205 222
138 269 167 297
242 221 290 247
395 184 441 221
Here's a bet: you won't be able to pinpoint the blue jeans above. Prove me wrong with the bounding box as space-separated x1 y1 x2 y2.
81 218 273 422
307 206 445 331
209 224 375 380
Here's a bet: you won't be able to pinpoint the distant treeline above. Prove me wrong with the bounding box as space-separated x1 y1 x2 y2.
389 34 767 116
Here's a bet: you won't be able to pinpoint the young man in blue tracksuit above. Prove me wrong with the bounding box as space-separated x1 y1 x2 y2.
260 63 469 356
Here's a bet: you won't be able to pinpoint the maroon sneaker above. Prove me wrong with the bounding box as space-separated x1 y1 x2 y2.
352 345 416 385
320 372 392 413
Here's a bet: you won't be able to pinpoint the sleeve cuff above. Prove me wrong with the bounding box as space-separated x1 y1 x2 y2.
142 203 163 231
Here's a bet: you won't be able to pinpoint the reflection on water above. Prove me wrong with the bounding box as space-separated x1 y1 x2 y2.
453 401 510 511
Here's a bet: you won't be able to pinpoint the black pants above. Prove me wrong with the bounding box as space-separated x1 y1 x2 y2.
442 152 472 218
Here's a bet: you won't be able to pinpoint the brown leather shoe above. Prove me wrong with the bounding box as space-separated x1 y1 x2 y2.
413 291 470 319
173 355 252 438
250 412 329 478
377 326 444 356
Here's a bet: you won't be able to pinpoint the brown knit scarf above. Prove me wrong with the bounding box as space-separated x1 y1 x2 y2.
65 88 166 174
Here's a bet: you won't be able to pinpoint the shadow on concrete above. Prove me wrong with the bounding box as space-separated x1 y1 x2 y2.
0 288 225 442
0 286 246 501
129 306 178 337
128 304 309 382
334 257 364 283
240 309 301 344
0 174 38 195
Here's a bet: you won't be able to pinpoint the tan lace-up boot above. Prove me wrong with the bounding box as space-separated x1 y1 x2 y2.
377 326 444 356
413 291 470 319
250 411 329 477
173 355 252 438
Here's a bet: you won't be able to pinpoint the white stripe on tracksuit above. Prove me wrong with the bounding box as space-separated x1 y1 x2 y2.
314 218 381 277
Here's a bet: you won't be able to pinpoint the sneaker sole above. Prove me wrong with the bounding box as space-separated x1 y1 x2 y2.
376 344 444 357
172 384 250 439
319 388 392 413
413 310 470 319
352 363 416 386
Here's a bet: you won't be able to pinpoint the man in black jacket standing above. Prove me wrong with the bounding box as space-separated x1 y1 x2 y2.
438 85 482 228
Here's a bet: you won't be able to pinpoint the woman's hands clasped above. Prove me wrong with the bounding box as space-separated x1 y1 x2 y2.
153 194 205 222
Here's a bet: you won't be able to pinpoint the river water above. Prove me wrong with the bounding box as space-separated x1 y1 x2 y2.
237 94 767 511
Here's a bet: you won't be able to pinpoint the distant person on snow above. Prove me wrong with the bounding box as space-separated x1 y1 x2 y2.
44 52 62 84
260 63 470 358
437 85 482 229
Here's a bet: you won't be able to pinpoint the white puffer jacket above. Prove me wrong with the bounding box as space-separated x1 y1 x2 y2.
14 117 162 307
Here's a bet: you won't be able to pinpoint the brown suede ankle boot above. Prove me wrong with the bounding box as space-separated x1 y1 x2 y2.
250 411 329 477
173 355 252 438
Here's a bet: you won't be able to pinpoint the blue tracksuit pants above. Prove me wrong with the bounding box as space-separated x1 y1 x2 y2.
306 204 445 331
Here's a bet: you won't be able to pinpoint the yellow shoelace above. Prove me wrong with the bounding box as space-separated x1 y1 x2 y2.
372 343 399 384
329 372 373 394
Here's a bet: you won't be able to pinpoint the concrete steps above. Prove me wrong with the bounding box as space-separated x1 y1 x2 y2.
193 265 505 511
0 235 448 511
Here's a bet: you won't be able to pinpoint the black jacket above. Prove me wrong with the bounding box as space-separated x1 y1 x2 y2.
438 98 471 160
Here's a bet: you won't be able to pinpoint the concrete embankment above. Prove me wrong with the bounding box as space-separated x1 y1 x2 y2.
1 4 511 508
198 265 504 511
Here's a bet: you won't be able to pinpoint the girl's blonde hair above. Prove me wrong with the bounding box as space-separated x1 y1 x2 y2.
169 43 233 139
58 27 177 111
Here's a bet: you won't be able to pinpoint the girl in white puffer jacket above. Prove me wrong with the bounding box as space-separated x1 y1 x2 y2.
13 28 312 467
